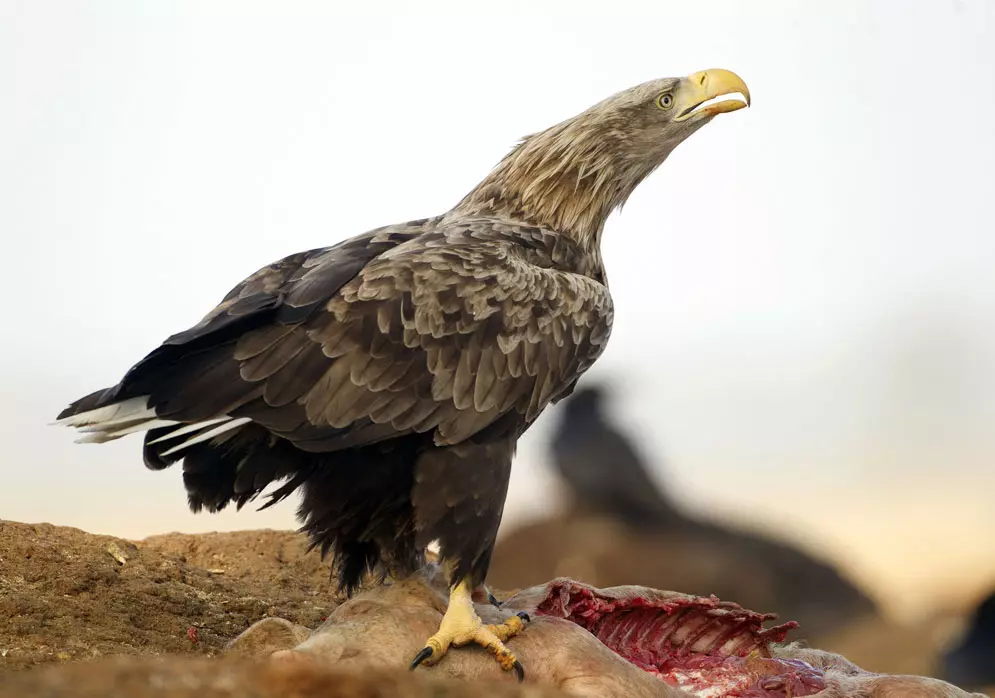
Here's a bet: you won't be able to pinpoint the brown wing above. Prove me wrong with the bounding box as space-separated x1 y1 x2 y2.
145 220 612 454
66 221 428 423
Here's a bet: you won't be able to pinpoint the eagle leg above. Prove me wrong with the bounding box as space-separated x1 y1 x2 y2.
410 579 528 681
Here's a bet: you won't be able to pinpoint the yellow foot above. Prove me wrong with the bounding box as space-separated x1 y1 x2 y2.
410 579 530 681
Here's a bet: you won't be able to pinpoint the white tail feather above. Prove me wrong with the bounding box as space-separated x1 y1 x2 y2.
160 418 252 457
105 419 181 438
53 396 151 427
75 410 161 433
74 433 118 444
58 394 253 452
146 417 231 445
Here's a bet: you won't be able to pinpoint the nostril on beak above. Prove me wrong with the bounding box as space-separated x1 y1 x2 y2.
698 74 707 86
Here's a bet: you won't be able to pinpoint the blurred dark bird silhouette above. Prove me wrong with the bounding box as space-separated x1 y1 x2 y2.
943 588 995 691
551 385 680 528
491 381 878 639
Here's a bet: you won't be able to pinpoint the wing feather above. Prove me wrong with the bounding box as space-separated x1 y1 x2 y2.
263 338 336 407
473 352 499 412
522 338 541 377
233 324 298 361
366 358 414 392
239 330 311 382
452 349 476 411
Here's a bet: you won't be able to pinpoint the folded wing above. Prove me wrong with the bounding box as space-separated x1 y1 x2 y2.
58 219 613 472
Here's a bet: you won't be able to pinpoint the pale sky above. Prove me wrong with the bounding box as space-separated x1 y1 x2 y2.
2 0 994 619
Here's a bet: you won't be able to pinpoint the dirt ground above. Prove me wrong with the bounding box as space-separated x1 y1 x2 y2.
0 521 339 671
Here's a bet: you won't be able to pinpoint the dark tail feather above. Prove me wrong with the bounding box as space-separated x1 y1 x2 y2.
141 423 301 513
56 385 123 421
143 425 184 470
153 428 425 595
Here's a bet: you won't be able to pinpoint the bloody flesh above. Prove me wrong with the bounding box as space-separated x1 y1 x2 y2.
534 580 826 698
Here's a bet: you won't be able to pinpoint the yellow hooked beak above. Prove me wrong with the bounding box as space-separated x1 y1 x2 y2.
673 69 751 122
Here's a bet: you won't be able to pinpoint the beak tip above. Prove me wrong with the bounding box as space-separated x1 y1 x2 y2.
685 68 751 115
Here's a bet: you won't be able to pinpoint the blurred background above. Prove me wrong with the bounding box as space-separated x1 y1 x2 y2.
2 0 993 687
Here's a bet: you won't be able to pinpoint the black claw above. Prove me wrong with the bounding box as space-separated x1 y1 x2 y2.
513 660 525 682
516 610 531 623
487 591 503 608
410 646 433 671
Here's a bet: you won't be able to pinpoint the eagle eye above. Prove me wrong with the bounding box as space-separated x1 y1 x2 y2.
656 93 675 110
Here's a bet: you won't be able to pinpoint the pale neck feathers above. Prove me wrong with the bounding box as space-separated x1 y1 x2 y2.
451 114 653 254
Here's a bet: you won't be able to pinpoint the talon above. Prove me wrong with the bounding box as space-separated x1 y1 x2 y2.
513 659 525 682
410 646 434 671
516 611 530 623
487 591 503 608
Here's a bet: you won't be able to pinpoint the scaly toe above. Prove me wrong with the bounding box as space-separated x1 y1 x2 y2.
493 645 524 680
487 611 529 641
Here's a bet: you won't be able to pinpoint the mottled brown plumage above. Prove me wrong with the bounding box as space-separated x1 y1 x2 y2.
56 72 750 632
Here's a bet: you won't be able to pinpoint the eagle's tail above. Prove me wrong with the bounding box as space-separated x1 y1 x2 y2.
54 390 249 453
54 392 168 441
54 388 277 513
56 386 426 594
